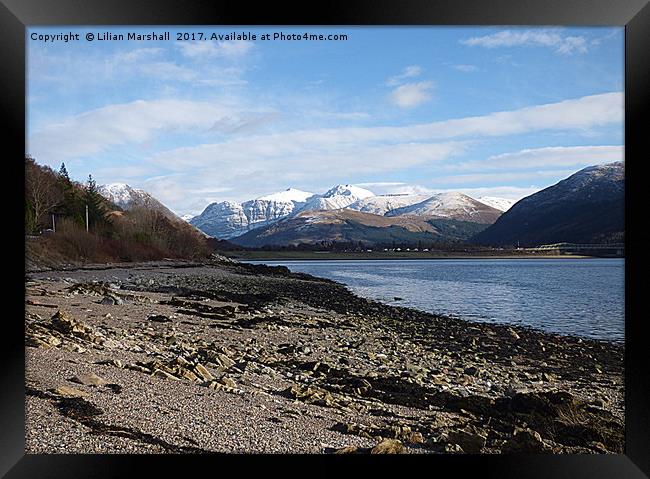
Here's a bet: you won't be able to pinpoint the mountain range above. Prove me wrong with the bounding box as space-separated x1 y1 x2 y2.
99 161 624 249
189 185 509 241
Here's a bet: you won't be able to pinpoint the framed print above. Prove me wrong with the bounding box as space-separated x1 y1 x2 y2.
2 0 649 477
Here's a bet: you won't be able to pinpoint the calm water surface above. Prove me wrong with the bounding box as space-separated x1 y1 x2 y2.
246 258 624 342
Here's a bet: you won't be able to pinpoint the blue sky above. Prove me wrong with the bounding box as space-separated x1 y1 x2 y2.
27 26 624 215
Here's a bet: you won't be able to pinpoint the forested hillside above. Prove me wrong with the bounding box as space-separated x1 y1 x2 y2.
25 156 210 265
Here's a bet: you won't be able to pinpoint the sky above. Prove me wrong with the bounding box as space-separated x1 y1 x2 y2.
27 26 624 216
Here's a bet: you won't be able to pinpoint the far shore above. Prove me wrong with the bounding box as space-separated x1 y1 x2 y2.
224 251 615 261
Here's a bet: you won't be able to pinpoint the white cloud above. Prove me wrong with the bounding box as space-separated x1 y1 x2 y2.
352 183 541 202
176 40 254 59
29 92 623 212
452 145 624 172
31 92 622 168
28 99 258 162
461 29 589 55
441 186 542 201
431 169 579 185
386 65 422 86
390 81 434 108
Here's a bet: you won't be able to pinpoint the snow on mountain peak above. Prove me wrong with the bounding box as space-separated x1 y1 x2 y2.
477 196 517 212
323 184 375 199
257 188 314 203
98 183 144 207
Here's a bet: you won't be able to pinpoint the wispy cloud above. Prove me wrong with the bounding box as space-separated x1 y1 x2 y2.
441 186 542 201
451 145 623 172
390 81 434 108
431 169 580 185
386 65 422 86
29 92 623 212
28 99 261 161
461 29 589 55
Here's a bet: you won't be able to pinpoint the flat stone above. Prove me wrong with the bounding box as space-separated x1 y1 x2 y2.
73 372 109 386
194 363 215 381
54 385 89 397
152 369 180 381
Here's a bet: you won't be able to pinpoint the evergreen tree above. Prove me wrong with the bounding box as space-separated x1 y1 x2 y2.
59 163 70 181
85 174 107 230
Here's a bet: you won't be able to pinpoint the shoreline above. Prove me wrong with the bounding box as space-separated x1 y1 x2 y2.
226 252 617 261
25 259 624 453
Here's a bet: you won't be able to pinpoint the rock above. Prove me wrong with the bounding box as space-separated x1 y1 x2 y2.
147 314 171 323
73 372 109 386
507 328 521 340
26 337 53 349
502 428 552 453
371 439 405 454
180 369 199 382
220 376 237 388
541 372 556 382
217 354 236 369
334 445 359 454
152 369 180 381
408 432 425 444
447 429 486 453
194 363 215 382
101 296 123 305
444 443 463 453
464 366 478 376
54 385 89 397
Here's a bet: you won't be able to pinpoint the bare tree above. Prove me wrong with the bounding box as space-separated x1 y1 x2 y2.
25 157 63 233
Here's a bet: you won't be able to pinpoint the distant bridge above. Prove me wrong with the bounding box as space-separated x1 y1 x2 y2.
524 242 624 256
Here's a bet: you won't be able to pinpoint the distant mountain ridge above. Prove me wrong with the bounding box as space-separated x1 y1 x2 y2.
385 192 502 224
190 185 510 240
471 162 624 246
190 188 316 239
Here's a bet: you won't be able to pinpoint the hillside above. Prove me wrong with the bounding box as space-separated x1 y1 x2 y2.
471 162 624 246
230 209 489 248
25 157 210 265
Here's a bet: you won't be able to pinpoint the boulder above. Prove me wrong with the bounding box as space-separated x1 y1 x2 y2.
502 428 553 453
371 439 405 454
447 429 486 453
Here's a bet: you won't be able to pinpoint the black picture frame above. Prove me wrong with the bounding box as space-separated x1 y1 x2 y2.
2 0 648 476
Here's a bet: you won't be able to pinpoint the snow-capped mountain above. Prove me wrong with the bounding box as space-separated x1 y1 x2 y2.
348 193 431 216
386 192 503 224
180 214 194 222
190 185 508 239
190 188 314 239
300 184 375 212
477 197 517 212
242 188 314 229
99 183 210 237
98 183 176 218
472 161 624 246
